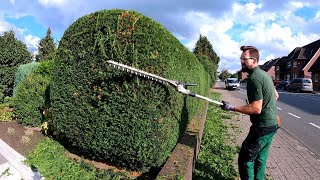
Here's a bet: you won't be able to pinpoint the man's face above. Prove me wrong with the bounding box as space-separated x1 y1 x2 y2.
240 50 255 72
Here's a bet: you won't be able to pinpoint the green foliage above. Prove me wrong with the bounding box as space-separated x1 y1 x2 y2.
219 69 231 81
25 138 132 180
51 9 210 171
193 92 237 180
193 35 219 85
0 102 14 122
36 28 56 62
0 30 32 100
13 62 40 97
13 60 53 126
230 73 238 79
196 54 218 85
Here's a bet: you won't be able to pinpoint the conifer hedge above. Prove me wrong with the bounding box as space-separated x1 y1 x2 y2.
51 9 210 171
13 60 53 126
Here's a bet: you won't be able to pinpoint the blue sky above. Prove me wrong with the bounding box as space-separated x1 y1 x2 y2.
1 0 320 73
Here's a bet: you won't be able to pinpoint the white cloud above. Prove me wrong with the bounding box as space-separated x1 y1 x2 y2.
24 34 40 50
315 11 320 21
0 21 10 33
9 0 15 4
183 11 241 73
38 0 65 8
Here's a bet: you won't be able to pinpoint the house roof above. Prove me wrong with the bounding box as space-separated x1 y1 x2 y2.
287 39 320 62
287 47 302 61
261 58 279 71
274 56 289 66
308 55 320 72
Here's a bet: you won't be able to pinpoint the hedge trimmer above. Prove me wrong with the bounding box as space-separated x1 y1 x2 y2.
107 60 223 105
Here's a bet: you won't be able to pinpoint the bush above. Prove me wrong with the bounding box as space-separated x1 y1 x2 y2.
51 9 210 171
13 62 40 97
13 60 53 126
0 102 14 122
0 30 32 100
196 54 217 86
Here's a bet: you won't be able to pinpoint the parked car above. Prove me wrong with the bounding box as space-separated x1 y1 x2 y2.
286 78 313 93
225 78 240 90
276 80 290 90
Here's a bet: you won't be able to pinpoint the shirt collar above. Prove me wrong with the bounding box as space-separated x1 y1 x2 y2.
248 66 259 75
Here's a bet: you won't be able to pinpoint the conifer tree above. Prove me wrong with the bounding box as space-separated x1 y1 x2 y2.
36 28 56 62
193 35 220 85
0 30 32 100
194 35 220 65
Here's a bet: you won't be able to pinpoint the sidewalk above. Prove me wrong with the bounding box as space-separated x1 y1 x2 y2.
266 129 320 179
0 139 42 180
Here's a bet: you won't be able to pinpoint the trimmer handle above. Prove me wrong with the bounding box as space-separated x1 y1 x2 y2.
177 82 197 88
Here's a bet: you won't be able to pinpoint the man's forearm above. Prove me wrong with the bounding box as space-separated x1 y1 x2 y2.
235 104 261 115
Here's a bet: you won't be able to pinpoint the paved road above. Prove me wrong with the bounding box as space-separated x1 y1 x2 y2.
218 81 320 157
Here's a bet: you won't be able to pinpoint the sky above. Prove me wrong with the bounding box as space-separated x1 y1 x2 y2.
1 0 320 73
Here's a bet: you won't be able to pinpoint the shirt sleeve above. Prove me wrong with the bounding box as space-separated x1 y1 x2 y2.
247 79 263 102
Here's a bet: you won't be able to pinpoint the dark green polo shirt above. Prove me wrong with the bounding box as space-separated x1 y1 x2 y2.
247 66 277 127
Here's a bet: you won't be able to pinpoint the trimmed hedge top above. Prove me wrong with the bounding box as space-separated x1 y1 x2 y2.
51 9 209 171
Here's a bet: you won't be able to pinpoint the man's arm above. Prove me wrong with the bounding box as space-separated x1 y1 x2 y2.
275 89 279 100
234 99 262 114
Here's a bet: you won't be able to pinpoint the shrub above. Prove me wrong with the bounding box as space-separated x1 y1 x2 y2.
0 102 14 122
196 54 217 86
13 62 40 97
0 30 32 100
51 9 210 171
13 60 53 126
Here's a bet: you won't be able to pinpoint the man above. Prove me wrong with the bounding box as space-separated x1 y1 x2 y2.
221 46 278 180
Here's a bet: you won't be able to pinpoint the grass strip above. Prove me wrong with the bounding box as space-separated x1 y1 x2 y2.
25 138 133 180
193 92 237 180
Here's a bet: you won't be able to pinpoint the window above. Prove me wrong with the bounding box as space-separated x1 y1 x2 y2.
287 62 291 68
315 74 319 83
293 73 297 79
293 61 297 67
276 66 279 71
287 74 290 81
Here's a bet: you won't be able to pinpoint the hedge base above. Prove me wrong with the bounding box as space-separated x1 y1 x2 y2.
157 102 209 180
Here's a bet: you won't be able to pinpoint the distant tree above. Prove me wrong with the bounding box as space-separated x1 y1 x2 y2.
0 30 32 100
219 69 231 80
36 28 56 62
193 35 220 85
194 35 220 65
230 73 238 78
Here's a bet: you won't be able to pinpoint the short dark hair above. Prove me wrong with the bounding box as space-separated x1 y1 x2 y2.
240 46 259 62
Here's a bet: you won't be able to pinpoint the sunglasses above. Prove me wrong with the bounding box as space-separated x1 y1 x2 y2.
240 56 255 61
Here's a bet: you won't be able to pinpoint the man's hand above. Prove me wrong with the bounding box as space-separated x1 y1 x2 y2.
220 101 235 111
177 85 190 95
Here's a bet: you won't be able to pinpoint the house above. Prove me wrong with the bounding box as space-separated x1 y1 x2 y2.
308 57 320 90
274 39 320 81
274 56 291 81
237 71 248 82
260 58 279 80
237 58 279 82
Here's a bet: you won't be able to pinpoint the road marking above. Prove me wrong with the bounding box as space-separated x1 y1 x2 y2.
288 113 301 118
309 123 320 130
277 107 282 110
240 91 247 94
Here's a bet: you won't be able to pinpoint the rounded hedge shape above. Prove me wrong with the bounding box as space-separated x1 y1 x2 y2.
52 9 209 170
